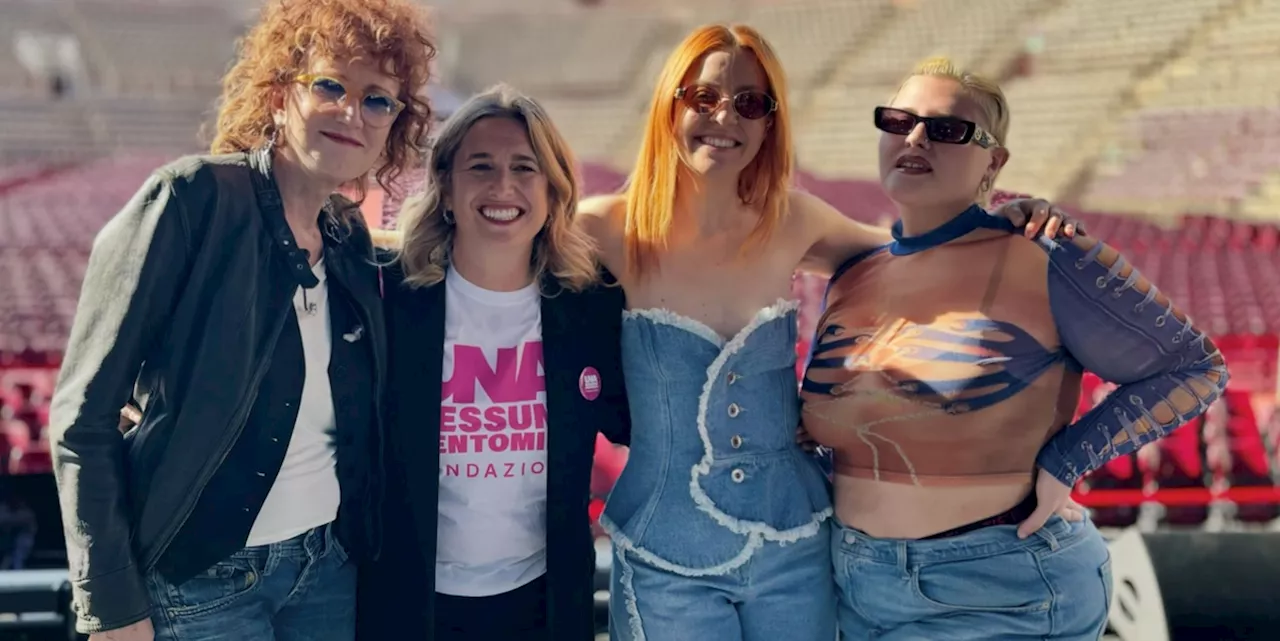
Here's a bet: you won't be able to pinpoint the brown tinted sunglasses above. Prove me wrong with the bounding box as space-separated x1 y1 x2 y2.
675 85 778 120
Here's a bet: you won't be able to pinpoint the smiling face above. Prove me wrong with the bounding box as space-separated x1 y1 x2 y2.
445 116 550 254
878 74 1007 212
275 56 403 185
675 49 773 179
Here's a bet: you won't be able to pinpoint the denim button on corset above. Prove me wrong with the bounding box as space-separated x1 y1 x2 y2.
601 300 833 573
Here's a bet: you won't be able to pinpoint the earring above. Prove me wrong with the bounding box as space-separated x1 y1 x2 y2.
980 176 993 193
259 121 279 152
443 209 455 225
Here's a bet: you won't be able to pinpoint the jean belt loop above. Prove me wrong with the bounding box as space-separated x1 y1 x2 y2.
1033 522 1061 552
325 521 341 557
304 525 321 559
897 541 910 577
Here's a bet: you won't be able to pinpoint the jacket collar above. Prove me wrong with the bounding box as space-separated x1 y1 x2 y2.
248 147 356 289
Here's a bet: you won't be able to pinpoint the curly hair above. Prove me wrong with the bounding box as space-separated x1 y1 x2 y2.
395 84 600 294
210 0 435 202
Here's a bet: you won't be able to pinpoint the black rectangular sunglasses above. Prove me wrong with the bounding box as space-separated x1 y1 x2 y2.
874 106 998 148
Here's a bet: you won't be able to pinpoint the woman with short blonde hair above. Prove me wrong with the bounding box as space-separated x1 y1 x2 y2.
802 56 1227 640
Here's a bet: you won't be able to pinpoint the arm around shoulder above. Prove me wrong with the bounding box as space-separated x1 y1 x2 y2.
50 169 199 633
576 194 626 242
576 193 628 276
578 193 626 217
1035 235 1229 486
792 189 893 278
591 278 631 446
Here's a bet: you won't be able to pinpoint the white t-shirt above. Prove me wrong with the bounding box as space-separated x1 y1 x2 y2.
246 259 341 547
435 267 549 597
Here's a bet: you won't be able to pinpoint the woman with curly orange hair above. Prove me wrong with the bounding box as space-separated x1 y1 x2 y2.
47 1 434 640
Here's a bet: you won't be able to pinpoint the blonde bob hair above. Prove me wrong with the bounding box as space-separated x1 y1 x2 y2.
394 84 599 293
896 56 1011 205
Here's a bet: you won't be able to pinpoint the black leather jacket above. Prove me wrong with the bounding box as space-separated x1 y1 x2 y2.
48 149 388 634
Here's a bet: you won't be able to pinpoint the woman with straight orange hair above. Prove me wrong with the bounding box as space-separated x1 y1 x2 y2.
579 23 1078 641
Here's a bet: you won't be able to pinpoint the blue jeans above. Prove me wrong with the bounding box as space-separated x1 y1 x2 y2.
146 523 355 641
833 515 1112 640
609 521 837 641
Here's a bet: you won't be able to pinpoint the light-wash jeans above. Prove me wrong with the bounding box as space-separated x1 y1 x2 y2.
609 520 837 641
833 515 1112 640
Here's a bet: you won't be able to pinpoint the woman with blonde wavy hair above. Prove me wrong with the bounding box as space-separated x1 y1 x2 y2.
577 24 1080 641
357 84 631 641
48 1 434 639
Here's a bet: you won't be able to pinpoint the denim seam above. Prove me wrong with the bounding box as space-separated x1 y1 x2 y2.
907 551 1053 615
145 574 179 640
282 530 326 606
1034 529 1092 561
601 520 764 577
1096 555 1113 639
1032 551 1058 638
612 314 674 542
263 544 281 576
622 308 724 348
836 553 878 627
849 529 1066 565
159 560 263 619
614 547 647 641
687 299 833 544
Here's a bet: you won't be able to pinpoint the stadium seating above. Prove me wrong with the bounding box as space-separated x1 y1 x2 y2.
830 0 1049 86
1 0 1278 531
67 1 240 95
0 369 56 475
1080 0 1280 216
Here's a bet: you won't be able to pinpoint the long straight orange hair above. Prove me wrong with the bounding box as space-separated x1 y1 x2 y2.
623 24 793 275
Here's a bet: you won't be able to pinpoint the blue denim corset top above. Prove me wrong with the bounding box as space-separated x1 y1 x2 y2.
600 300 833 574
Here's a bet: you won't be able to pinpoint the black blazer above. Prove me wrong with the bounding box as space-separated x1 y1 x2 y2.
357 264 630 641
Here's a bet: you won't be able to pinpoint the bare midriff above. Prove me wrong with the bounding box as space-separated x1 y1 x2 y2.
833 474 1033 539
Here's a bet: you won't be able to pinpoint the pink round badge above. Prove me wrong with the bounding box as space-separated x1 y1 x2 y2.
579 367 602 401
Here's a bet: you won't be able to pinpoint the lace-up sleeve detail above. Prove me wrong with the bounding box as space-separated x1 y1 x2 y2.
1035 237 1229 487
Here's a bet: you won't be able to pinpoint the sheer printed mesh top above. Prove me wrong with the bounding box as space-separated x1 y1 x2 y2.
600 301 832 574
799 205 1228 488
